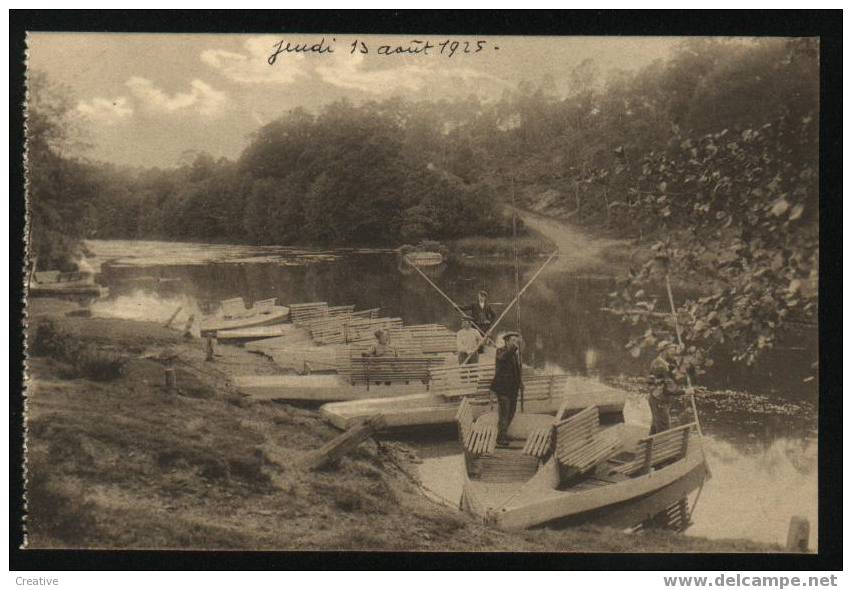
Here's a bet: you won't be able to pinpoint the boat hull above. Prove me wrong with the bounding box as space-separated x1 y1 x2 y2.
233 374 431 403
199 306 289 337
29 282 104 298
462 445 707 531
216 322 301 343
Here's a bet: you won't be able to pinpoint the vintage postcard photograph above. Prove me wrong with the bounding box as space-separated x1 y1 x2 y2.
20 30 822 555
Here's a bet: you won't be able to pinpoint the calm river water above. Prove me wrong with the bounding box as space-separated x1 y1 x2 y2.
85 239 818 548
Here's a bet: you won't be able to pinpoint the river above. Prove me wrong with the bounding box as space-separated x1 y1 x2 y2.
83 238 818 549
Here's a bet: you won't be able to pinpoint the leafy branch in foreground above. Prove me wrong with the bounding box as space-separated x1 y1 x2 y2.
608 111 817 370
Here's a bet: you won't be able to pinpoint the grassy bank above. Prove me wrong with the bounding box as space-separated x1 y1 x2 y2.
449 231 554 261
22 299 777 552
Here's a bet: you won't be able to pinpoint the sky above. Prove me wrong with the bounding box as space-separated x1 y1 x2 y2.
27 34 682 168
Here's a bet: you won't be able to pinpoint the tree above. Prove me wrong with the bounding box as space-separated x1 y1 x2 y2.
26 72 97 270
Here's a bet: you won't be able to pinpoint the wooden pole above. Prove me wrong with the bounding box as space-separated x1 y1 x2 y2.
511 177 523 411
405 257 488 340
511 178 521 333
205 336 214 362
163 306 183 328
664 272 703 438
301 414 387 470
462 249 559 365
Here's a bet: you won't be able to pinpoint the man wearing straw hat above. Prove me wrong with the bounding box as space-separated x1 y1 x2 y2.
648 340 687 435
491 331 524 447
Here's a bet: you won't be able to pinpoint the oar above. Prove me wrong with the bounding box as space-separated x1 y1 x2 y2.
462 249 559 365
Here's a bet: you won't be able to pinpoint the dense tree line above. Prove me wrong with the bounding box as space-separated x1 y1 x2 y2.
82 101 513 247
27 37 819 369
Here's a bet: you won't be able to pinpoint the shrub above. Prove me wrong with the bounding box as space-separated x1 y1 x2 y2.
75 347 127 381
29 320 126 381
30 319 64 358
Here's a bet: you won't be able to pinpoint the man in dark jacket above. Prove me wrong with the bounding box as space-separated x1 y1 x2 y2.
468 290 496 352
491 332 524 447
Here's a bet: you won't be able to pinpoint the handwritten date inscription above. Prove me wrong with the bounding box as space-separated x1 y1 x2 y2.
268 38 498 65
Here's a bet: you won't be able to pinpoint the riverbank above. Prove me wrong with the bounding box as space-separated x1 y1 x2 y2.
23 299 778 552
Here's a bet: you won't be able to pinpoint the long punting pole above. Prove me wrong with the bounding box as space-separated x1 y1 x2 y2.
404 257 487 339
462 249 559 366
664 272 704 438
511 176 523 410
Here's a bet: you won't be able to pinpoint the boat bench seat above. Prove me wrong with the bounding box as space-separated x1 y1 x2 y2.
431 364 495 397
290 302 329 325
608 423 694 476
348 355 445 388
554 406 623 480
468 449 540 483
456 397 493 455
252 297 278 314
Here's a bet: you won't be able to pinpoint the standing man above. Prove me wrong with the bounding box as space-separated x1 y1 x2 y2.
468 290 496 352
647 341 688 435
491 332 524 447
456 317 480 365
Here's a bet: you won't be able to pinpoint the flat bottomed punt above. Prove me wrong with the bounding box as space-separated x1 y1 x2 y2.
320 375 626 430
199 303 290 337
233 374 431 402
216 322 302 343
457 401 707 530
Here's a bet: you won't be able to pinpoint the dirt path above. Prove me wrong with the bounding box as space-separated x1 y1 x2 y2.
518 210 632 274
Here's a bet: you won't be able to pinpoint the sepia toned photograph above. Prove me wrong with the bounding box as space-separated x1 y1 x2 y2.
20 27 824 556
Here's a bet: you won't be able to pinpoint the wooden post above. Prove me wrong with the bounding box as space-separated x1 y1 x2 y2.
205 336 214 362
301 415 386 471
164 367 177 392
182 314 195 339
786 516 810 552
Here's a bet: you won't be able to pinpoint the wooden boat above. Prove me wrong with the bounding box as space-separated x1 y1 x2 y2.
233 374 433 403
320 374 626 430
216 323 302 344
404 251 444 267
199 297 289 337
456 399 707 531
28 270 104 298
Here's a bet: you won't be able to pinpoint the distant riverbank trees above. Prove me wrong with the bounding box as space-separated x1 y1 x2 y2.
82 101 514 248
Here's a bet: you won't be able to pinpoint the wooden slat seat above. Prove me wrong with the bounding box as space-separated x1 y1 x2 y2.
345 317 404 343
252 297 278 313
523 426 553 458
468 449 540 483
348 355 446 388
220 297 248 319
554 406 623 480
608 423 694 476
290 302 328 325
351 308 381 320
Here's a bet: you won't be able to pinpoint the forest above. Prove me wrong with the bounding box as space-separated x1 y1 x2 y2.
27 37 819 369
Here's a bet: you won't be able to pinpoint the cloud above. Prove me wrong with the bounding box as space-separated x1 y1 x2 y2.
76 96 133 123
126 77 227 116
201 36 307 84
